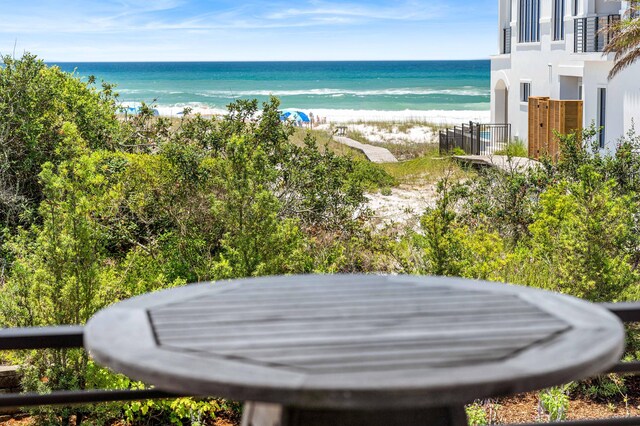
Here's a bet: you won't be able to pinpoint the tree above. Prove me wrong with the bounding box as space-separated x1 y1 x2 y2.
0 53 121 230
523 168 639 301
0 124 120 425
603 0 640 79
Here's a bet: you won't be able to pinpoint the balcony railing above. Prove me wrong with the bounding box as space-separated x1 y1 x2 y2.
503 27 512 54
0 326 178 406
574 14 621 53
2 302 640 425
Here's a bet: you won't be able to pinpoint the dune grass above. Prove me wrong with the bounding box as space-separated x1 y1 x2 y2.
290 128 470 188
344 127 437 161
380 148 471 185
289 128 368 160
348 119 449 133
493 138 528 157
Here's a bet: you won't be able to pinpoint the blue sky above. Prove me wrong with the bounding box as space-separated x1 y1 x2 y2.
0 0 497 61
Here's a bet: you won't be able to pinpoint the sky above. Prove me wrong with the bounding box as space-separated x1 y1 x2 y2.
0 0 498 62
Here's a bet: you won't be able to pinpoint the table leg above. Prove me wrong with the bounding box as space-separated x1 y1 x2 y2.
241 402 468 426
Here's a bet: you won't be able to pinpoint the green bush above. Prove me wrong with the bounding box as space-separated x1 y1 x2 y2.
494 138 527 157
465 402 487 425
539 386 570 422
0 54 386 425
350 159 397 191
0 53 121 230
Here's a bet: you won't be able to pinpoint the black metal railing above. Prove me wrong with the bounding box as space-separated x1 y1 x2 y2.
2 301 640 426
574 14 621 53
503 27 512 54
439 122 511 155
0 326 179 407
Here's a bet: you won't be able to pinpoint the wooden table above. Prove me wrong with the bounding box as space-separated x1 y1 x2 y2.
85 275 625 426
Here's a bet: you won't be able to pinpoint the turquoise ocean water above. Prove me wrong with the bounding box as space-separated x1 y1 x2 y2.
52 61 490 114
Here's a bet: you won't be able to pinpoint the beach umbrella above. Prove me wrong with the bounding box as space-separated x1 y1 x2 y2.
123 106 160 116
281 110 310 123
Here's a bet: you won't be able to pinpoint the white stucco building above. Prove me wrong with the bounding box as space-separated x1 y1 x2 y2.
490 0 640 150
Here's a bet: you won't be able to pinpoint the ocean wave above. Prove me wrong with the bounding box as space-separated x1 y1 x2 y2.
117 89 187 95
193 88 490 97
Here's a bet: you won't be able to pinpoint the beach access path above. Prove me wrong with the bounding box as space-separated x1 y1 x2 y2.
334 136 398 163
453 155 540 173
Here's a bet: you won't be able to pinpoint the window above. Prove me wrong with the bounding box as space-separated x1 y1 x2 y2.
521 82 531 102
598 88 607 148
572 0 578 16
554 0 565 40
519 0 540 42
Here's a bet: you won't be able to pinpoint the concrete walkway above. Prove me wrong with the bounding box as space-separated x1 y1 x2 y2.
453 155 541 172
334 136 398 163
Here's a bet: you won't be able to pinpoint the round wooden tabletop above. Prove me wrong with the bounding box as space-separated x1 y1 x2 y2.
85 275 624 409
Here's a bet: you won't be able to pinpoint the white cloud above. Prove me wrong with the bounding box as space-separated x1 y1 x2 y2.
0 0 493 61
264 2 445 21
0 0 448 34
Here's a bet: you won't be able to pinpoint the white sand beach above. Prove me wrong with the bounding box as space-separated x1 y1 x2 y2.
138 103 490 127
307 108 490 125
366 184 438 227
317 123 435 144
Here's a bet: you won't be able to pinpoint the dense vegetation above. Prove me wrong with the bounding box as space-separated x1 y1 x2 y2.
1 54 639 425
416 127 640 302
0 54 394 425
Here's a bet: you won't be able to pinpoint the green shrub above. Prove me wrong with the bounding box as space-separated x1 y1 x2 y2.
494 138 527 157
465 402 487 425
0 53 121 230
0 55 383 424
350 160 397 191
539 386 570 422
572 374 627 402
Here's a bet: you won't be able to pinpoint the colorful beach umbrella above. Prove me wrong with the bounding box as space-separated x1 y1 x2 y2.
280 110 310 123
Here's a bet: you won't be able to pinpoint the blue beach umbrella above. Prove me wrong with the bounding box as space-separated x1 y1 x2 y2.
281 110 310 123
123 106 160 116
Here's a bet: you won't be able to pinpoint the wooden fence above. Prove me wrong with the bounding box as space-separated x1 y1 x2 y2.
528 97 583 160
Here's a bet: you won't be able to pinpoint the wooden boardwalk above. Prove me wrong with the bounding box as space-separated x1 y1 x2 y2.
334 136 398 163
453 155 540 173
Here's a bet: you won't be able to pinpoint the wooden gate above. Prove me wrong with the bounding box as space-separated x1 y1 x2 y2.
528 97 583 160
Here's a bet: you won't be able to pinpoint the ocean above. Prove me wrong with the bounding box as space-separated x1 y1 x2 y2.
51 61 491 122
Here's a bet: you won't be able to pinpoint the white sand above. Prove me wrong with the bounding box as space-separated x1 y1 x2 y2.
366 184 437 227
318 123 435 144
123 102 490 126
308 108 490 125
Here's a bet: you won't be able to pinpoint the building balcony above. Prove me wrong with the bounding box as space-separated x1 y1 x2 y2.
574 14 620 53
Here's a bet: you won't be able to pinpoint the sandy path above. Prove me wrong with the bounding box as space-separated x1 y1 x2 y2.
366 184 437 227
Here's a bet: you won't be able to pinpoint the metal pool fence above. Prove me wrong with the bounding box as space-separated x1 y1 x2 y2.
439 122 511 155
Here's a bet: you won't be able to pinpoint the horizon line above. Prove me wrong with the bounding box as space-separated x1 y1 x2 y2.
44 58 491 63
